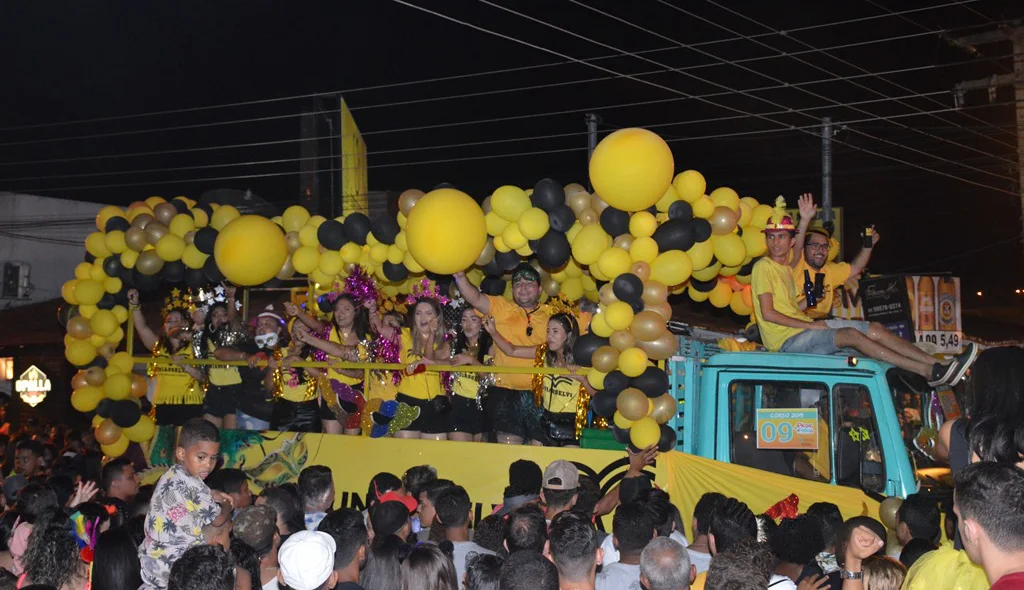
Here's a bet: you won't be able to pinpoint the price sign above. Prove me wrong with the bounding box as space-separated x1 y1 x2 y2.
915 331 963 355
755 408 819 450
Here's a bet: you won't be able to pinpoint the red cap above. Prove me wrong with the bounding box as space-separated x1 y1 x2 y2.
378 490 418 513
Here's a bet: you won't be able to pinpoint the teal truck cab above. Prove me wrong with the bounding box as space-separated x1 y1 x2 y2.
664 337 951 500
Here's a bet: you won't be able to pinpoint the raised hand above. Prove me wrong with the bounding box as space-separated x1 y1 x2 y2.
797 575 831 590
283 302 301 318
127 289 140 306
798 193 818 221
627 444 658 475
69 480 99 507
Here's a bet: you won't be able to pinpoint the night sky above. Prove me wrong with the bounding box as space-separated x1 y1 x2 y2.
0 0 1021 305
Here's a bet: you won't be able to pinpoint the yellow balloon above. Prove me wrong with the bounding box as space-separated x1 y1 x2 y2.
630 417 661 449
62 280 80 304
650 250 693 287
181 244 208 269
712 233 746 267
618 347 649 378
686 240 715 271
673 170 706 204
613 411 635 430
214 215 289 286
340 242 362 264
709 187 740 212
737 202 753 227
485 211 511 236
386 245 404 265
501 224 528 250
708 281 733 309
369 243 389 264
167 213 195 238
750 204 773 228
655 185 679 212
66 339 98 366
89 334 107 348
308 215 326 228
108 351 134 374
692 196 715 219
588 370 607 390
491 185 531 222
318 250 343 276
596 247 632 280
112 305 128 324
89 309 118 337
605 301 635 331
85 232 111 258
629 211 658 239
104 230 127 255
96 205 125 231
106 327 124 345
155 234 186 261
629 237 659 264
299 224 319 247
123 415 156 443
71 385 104 412
74 279 104 306
75 263 92 281
104 373 132 401
281 205 311 232
89 262 107 282
590 128 674 212
78 304 98 320
101 436 130 458
517 207 550 240
407 189 488 274
742 229 768 258
310 268 334 287
292 246 321 274
571 225 612 266
688 285 711 302
210 205 240 231
144 196 166 208
589 310 613 337
692 261 723 282
395 231 408 252
561 277 585 301
120 249 139 270
192 207 209 228
729 291 753 316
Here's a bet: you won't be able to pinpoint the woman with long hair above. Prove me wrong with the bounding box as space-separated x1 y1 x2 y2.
401 543 458 590
197 287 247 429
19 510 89 590
361 535 411 590
91 528 142 590
485 313 593 447
449 308 494 442
129 288 206 425
266 320 325 433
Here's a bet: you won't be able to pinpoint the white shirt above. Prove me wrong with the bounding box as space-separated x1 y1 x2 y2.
688 548 712 574
262 578 280 590
600 530 689 565
451 541 495 587
768 574 798 590
596 562 642 590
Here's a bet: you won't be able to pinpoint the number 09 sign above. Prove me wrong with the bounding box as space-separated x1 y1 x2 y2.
755 409 819 450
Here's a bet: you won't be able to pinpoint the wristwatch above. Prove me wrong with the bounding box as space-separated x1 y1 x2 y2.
840 570 863 580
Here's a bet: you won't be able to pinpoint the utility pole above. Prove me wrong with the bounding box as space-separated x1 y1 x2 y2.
821 117 834 234
951 26 1024 255
585 112 602 191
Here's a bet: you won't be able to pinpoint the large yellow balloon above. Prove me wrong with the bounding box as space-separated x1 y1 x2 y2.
407 189 487 274
71 385 104 412
673 170 706 204
590 128 674 212
571 225 612 266
712 233 746 267
282 205 311 232
650 250 693 287
630 417 661 448
214 215 288 286
491 186 531 222
618 347 649 378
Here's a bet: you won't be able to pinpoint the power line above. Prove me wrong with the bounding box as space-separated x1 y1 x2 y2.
0 0 988 135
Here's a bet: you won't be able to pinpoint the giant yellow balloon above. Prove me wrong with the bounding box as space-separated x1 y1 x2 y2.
589 128 674 212
406 189 487 274
214 215 288 286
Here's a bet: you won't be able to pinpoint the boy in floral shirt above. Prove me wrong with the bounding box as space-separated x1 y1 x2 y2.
140 418 231 590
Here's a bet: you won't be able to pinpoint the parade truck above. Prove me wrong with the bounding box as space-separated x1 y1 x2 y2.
586 334 954 503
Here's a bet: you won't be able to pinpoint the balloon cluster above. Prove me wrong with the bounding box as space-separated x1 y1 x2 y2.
69 353 155 456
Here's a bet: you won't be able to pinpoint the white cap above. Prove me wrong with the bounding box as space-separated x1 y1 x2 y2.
278 530 336 590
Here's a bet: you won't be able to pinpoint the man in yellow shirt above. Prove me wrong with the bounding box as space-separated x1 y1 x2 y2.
751 199 975 387
454 264 550 444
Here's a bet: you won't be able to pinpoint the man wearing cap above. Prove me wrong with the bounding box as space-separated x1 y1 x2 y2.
370 496 417 542
454 263 551 444
233 505 282 590
752 197 976 387
542 460 579 524
278 530 338 590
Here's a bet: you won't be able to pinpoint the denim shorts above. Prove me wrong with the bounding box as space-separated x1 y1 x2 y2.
780 319 870 355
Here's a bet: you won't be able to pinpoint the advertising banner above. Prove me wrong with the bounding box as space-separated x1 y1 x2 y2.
860 275 914 341
905 276 963 354
756 408 819 450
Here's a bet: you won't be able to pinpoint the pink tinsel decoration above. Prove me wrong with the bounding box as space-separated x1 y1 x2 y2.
344 266 378 305
311 323 332 362
373 333 403 385
405 278 450 307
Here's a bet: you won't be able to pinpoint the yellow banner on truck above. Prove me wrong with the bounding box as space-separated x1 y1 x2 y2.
340 97 368 215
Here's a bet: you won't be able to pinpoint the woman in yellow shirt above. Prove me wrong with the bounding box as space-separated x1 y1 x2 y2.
198 288 247 429
128 288 206 426
485 313 593 447
267 321 325 432
449 307 495 442
368 297 449 440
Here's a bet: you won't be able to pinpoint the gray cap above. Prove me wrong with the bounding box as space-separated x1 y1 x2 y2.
3 475 27 504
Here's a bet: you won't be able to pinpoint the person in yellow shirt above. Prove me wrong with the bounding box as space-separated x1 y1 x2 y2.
198 287 248 429
453 264 552 445
751 198 975 387
449 307 495 442
267 321 325 432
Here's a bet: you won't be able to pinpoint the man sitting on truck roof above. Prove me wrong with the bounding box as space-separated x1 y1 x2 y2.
750 197 976 388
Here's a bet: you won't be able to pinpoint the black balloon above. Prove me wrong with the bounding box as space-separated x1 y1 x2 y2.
536 231 571 270
599 207 630 237
382 262 409 282
193 203 214 220
433 182 457 190
170 198 190 214
317 294 333 313
592 390 617 418
102 256 124 278
140 397 153 414
133 270 161 292
480 277 506 296
612 273 643 303
104 217 130 233
371 214 400 245
495 250 521 272
57 304 79 328
629 300 645 314
531 178 565 212
738 258 756 277
690 277 718 293
611 424 631 445
344 213 372 245
658 424 678 452
633 366 670 398
548 206 575 233
184 268 206 288
97 294 116 310
111 400 142 428
603 371 629 396
193 227 218 255
96 398 113 419
692 218 712 242
84 356 108 370
84 252 96 264
652 219 696 252
317 219 347 250
573 333 609 367
161 260 185 283
668 200 694 221
203 257 225 283
480 258 503 277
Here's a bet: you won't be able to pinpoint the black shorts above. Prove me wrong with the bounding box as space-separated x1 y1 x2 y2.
154 403 203 426
395 394 449 434
271 399 321 433
490 387 540 439
450 396 484 434
203 383 241 418
537 410 579 447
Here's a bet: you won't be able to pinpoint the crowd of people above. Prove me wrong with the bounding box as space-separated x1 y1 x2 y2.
129 260 598 446
0 404 1021 590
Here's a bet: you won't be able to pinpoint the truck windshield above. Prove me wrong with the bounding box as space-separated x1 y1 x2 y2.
886 368 953 490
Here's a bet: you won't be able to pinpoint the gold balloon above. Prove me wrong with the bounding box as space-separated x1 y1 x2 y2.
568 192 592 214
639 331 676 360
398 189 425 216
144 222 168 246
152 202 178 225
95 419 123 446
97 343 116 359
630 310 667 342
475 239 496 266
285 231 303 254
879 497 903 531
591 194 610 214
592 346 621 373
650 393 677 424
71 371 89 390
543 278 561 297
710 206 739 236
612 234 634 251
67 316 92 339
124 227 148 252
131 213 154 229
647 301 673 321
85 366 106 386
610 329 637 351
136 250 164 276
599 283 618 306
184 230 196 245
642 280 669 305
578 208 598 226
131 374 148 398
276 257 296 280
616 387 649 421
481 195 493 214
630 261 651 282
